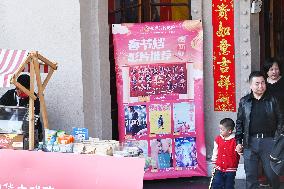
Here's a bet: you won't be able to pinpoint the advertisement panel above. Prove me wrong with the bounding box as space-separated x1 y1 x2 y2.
113 20 206 179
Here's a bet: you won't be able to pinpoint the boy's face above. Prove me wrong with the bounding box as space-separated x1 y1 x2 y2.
219 124 232 138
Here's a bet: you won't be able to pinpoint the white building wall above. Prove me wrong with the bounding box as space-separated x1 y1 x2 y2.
79 0 112 139
0 0 84 133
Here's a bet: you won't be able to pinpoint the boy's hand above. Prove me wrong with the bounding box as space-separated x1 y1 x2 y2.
236 144 243 155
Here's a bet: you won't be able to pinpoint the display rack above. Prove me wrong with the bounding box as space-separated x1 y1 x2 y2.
0 49 58 150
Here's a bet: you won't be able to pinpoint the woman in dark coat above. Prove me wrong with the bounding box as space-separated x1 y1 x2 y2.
263 58 284 112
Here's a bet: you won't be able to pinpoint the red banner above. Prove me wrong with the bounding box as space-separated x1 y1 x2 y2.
160 0 172 21
212 0 236 111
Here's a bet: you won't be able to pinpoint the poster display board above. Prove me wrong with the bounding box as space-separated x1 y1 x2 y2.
113 20 206 179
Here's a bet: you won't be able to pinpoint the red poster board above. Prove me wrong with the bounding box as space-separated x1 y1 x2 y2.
112 20 206 179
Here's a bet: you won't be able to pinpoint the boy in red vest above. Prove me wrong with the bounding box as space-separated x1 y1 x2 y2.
210 118 240 189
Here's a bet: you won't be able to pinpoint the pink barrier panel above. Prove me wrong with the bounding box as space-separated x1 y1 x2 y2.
0 150 145 189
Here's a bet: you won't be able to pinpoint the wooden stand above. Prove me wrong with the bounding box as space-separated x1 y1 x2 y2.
11 51 57 150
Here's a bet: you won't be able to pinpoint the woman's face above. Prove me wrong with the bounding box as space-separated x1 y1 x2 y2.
267 63 281 80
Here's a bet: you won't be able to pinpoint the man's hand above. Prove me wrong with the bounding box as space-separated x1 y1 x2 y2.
236 144 243 155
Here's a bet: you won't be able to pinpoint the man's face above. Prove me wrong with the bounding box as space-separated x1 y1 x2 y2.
250 76 266 96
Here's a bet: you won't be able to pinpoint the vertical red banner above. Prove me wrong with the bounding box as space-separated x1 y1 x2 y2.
212 0 236 111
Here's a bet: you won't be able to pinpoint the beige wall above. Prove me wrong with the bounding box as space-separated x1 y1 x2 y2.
0 0 84 133
0 0 112 139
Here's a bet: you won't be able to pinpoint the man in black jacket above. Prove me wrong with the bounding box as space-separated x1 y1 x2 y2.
236 71 283 189
0 74 43 146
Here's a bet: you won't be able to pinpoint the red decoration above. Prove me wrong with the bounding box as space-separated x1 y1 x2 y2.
212 0 236 111
160 0 172 21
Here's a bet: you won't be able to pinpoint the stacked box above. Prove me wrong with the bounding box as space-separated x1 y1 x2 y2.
0 134 24 150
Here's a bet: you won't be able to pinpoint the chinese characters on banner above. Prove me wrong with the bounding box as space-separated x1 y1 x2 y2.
212 0 236 111
112 20 207 179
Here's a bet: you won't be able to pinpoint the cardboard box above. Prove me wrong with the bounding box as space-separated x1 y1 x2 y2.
0 134 23 150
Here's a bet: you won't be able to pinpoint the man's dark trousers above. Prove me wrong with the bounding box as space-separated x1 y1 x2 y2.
244 136 280 189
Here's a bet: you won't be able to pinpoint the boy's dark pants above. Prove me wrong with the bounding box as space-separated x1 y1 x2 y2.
212 170 236 189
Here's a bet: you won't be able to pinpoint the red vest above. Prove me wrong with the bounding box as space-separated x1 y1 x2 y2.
212 135 240 172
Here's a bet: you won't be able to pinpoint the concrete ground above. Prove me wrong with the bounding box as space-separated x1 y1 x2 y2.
143 177 284 189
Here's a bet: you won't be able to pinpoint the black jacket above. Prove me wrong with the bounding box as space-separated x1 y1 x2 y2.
0 89 40 114
0 89 43 143
236 92 284 148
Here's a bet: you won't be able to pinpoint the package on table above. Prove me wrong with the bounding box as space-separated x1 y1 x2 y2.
72 127 89 141
0 134 24 150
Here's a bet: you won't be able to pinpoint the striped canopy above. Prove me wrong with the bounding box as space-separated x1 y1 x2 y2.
0 49 49 88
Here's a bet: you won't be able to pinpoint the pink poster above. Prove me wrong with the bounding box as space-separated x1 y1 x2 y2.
112 20 206 179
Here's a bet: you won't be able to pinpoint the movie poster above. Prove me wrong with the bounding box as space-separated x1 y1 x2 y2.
124 105 147 137
150 138 173 170
113 20 206 179
149 104 171 135
173 102 195 133
175 137 197 168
